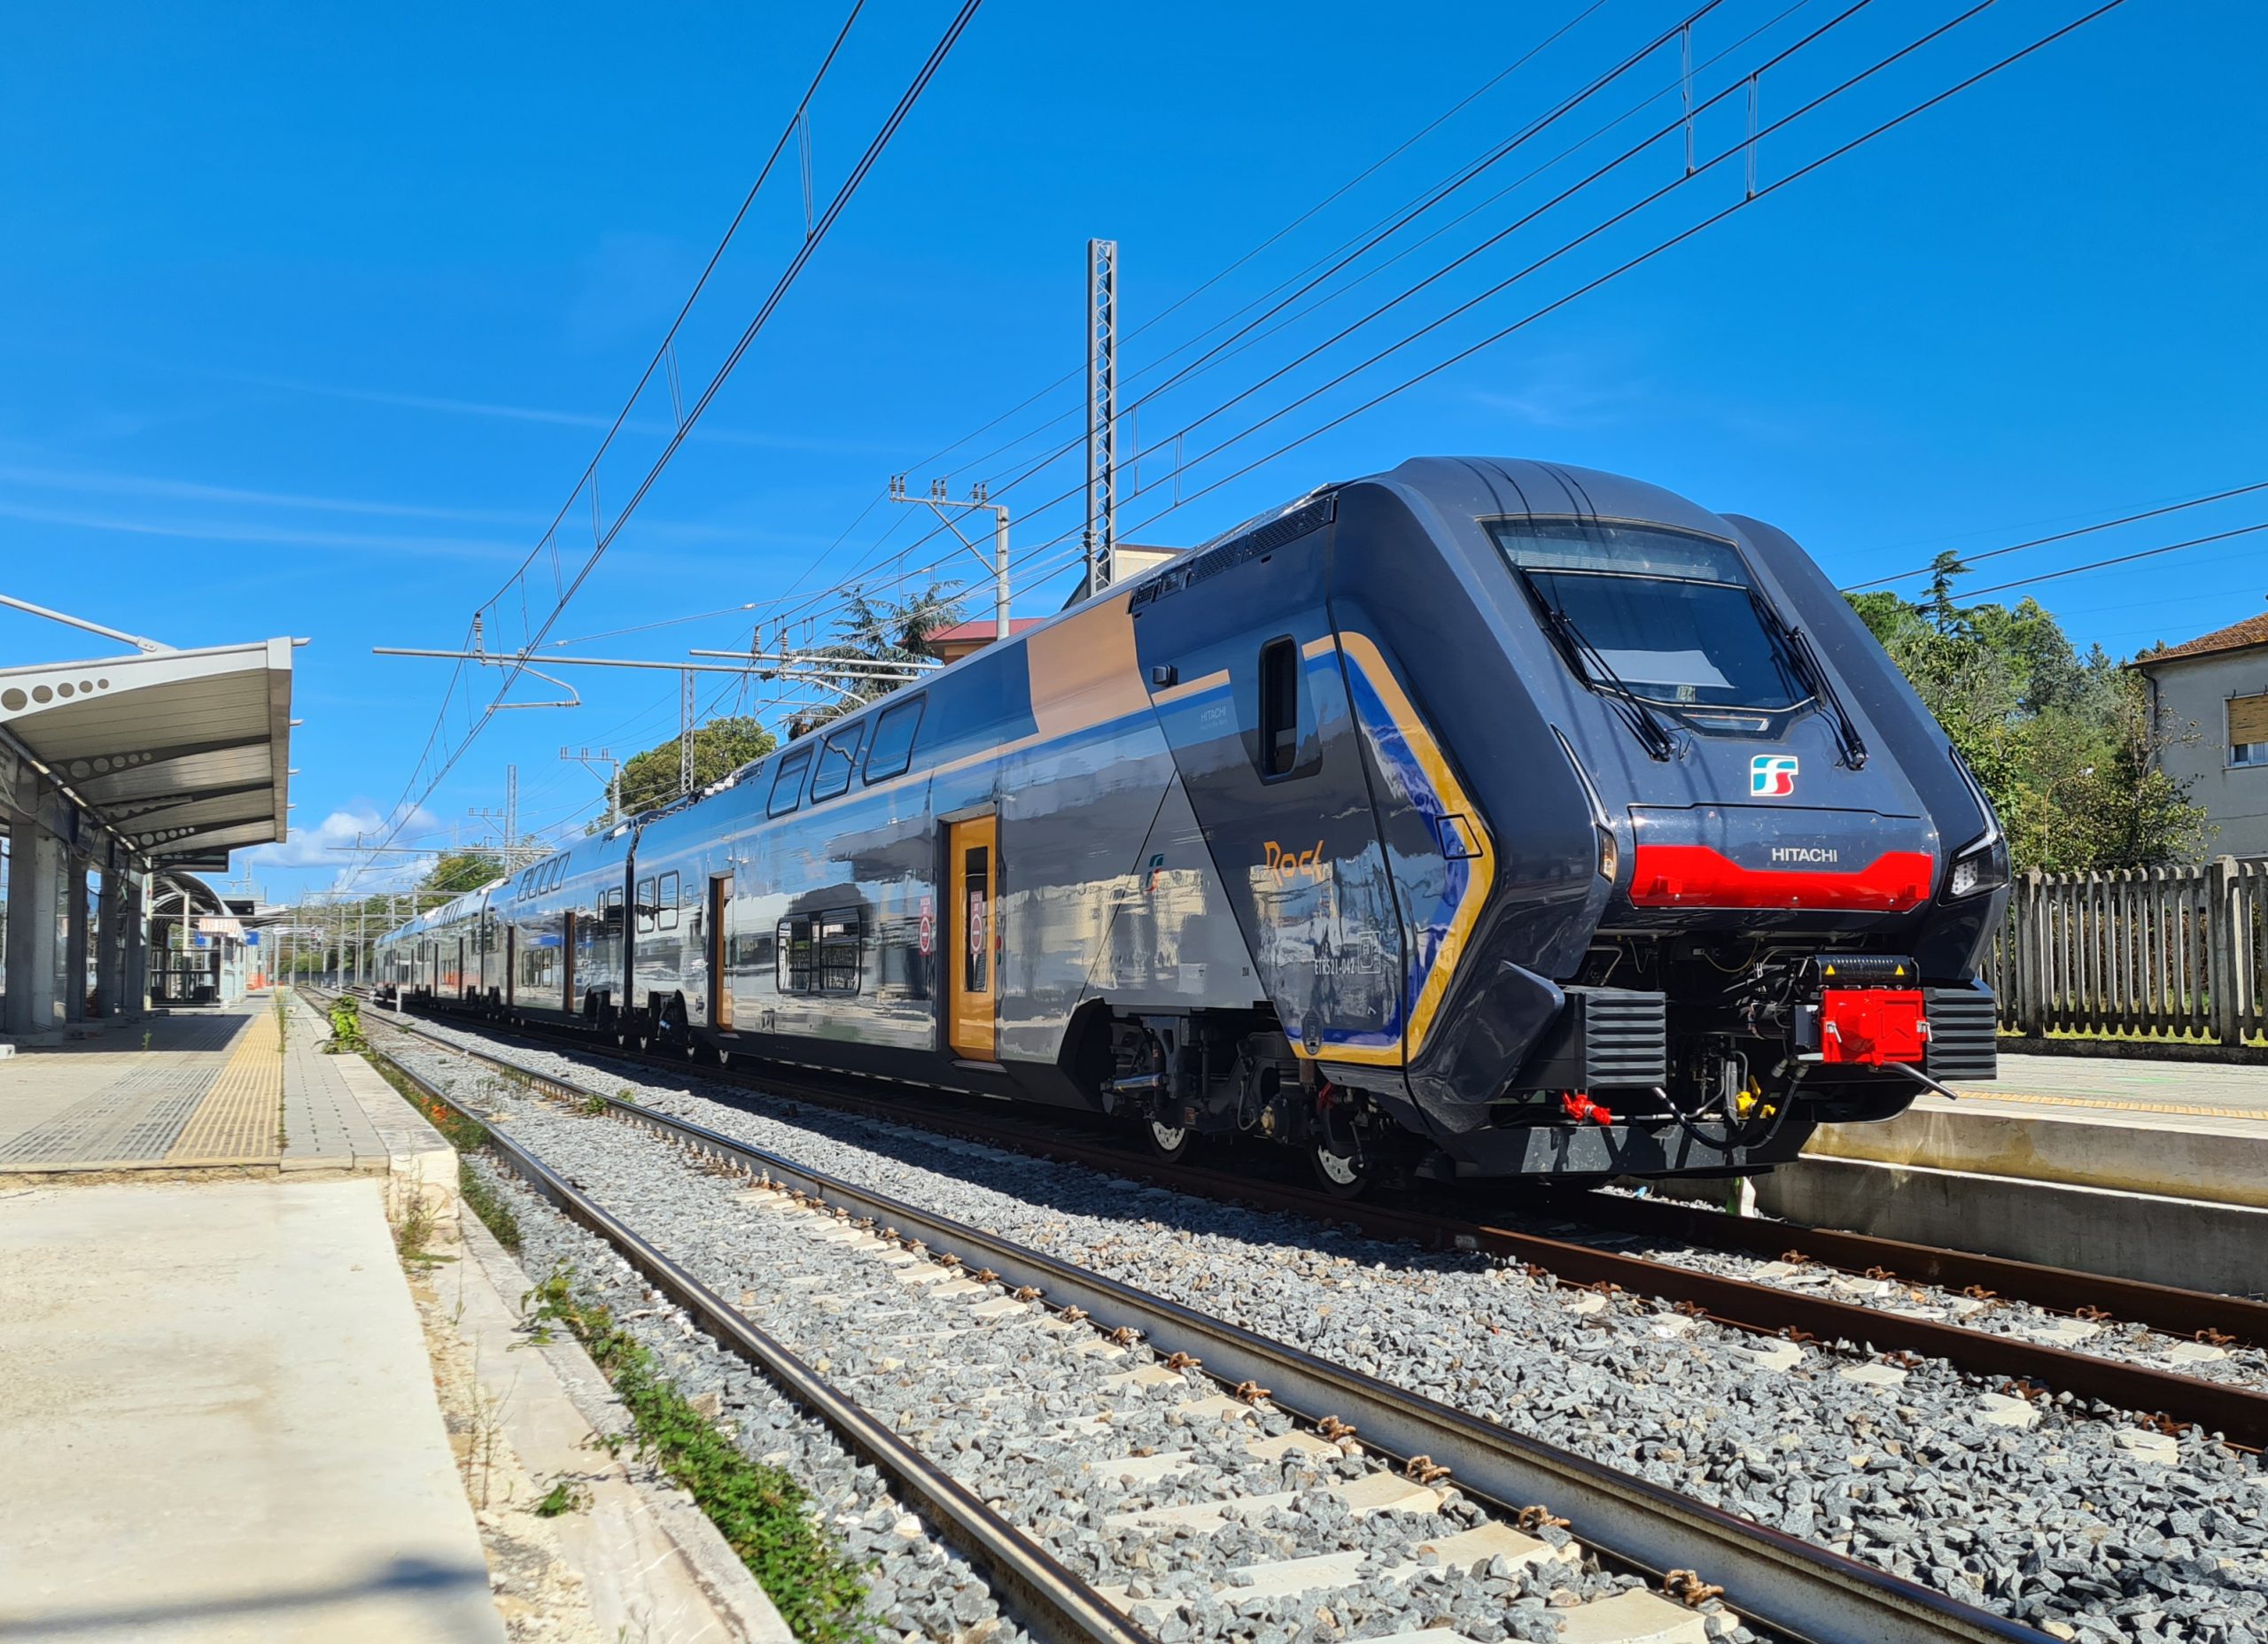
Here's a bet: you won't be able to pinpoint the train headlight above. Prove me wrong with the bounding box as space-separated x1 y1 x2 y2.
1596 824 1619 883
1946 840 2006 899
1941 746 2008 901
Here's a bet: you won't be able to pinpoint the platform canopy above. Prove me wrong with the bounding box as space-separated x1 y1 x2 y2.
0 639 293 872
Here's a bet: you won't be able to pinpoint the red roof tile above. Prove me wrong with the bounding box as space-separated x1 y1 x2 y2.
928 618 1046 644
2137 609 2268 666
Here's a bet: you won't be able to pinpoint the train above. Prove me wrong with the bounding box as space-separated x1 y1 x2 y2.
376 457 2007 1195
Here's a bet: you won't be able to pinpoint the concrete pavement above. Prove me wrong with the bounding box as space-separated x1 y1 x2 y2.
0 1177 502 1643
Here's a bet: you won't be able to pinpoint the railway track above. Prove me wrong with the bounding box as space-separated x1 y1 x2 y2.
344 993 2062 1644
352 991 2268 1454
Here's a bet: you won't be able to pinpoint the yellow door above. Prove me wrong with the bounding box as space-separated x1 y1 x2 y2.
709 875 734 1030
947 816 998 1061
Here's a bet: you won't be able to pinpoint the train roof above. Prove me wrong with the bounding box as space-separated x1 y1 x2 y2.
608 458 1756 842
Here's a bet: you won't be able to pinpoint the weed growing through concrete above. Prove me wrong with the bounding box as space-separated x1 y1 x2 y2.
322 993 369 1055
577 1092 610 1117
523 1265 874 1644
140 1030 151 1052
364 1053 523 1252
532 1478 592 1517
393 1186 443 1267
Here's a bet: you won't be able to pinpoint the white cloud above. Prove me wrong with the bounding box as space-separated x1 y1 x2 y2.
0 462 544 525
0 500 527 561
1470 352 1657 431
244 805 441 878
234 372 902 455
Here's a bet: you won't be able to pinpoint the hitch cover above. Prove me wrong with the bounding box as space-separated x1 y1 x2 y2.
1819 988 1928 1066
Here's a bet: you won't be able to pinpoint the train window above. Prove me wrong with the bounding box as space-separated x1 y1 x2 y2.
863 696 924 782
1487 519 1806 710
811 723 864 801
657 872 680 930
635 877 656 934
962 846 990 994
1257 637 1301 779
777 909 861 995
768 746 813 817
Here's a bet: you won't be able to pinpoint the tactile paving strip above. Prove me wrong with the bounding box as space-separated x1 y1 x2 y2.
167 1011 284 1164
1959 1088 2266 1121
0 1059 230 1165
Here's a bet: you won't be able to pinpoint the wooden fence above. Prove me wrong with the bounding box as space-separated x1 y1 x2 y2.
1984 858 2268 1045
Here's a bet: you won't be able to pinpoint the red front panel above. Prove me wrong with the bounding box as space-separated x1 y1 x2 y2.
1819 988 1928 1066
1629 845 1935 912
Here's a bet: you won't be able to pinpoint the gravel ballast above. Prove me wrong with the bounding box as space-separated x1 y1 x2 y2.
388 1019 2268 1644
459 1095 1735 1643
477 1157 1026 1644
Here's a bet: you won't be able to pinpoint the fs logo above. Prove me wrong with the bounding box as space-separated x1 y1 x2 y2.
1750 754 1799 798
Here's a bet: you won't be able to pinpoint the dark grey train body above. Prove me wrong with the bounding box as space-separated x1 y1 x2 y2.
378 458 2007 1189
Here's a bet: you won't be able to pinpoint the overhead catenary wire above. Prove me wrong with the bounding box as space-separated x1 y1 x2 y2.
1113 0 2131 545
1949 520 2268 601
1841 477 2268 590
358 0 983 884
755 0 1864 640
742 1 1731 633
386 0 2127 866
805 0 2097 617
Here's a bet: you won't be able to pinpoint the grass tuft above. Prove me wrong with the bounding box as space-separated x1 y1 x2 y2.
459 1159 522 1252
532 1478 592 1517
362 1053 524 1252
523 1266 874 1643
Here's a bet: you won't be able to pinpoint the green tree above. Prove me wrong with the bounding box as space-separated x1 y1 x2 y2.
794 582 964 725
423 849 504 895
1847 562 2208 872
617 715 778 816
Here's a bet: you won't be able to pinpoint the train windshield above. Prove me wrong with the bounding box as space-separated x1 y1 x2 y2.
1486 519 1808 710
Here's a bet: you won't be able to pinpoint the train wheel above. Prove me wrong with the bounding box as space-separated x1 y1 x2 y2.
1146 1114 1195 1164
1310 1138 1373 1198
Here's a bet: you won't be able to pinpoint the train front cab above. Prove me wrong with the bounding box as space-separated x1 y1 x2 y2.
1309 458 2008 1181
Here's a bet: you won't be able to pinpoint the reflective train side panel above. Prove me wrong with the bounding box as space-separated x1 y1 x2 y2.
376 456 2005 1186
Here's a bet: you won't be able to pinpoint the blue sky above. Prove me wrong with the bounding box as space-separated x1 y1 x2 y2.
4 0 2261 903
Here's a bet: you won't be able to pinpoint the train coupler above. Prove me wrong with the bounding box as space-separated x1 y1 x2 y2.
1560 1090 1613 1126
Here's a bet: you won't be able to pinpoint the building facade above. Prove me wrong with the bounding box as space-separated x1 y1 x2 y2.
2134 609 2268 862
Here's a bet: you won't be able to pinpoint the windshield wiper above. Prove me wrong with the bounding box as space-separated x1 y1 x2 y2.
1747 586 1868 769
1514 566 1676 762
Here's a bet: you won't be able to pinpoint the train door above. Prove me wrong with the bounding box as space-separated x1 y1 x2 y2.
562 910 577 1015
946 816 998 1061
708 874 734 1030
455 937 467 999
504 926 517 1007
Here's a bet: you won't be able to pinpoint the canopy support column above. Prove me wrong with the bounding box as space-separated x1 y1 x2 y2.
4 820 66 1039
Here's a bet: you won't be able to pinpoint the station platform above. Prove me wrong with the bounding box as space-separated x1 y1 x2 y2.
0 989 499 1642
1765 1050 2268 1296
0 996 408 1179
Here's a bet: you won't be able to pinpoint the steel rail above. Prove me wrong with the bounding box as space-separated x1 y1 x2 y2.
365 996 2268 1451
371 1041 1154 1644
1531 1189 2268 1350
363 1010 2046 1644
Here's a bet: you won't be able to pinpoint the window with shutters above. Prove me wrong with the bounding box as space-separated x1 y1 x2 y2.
2231 692 2268 767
